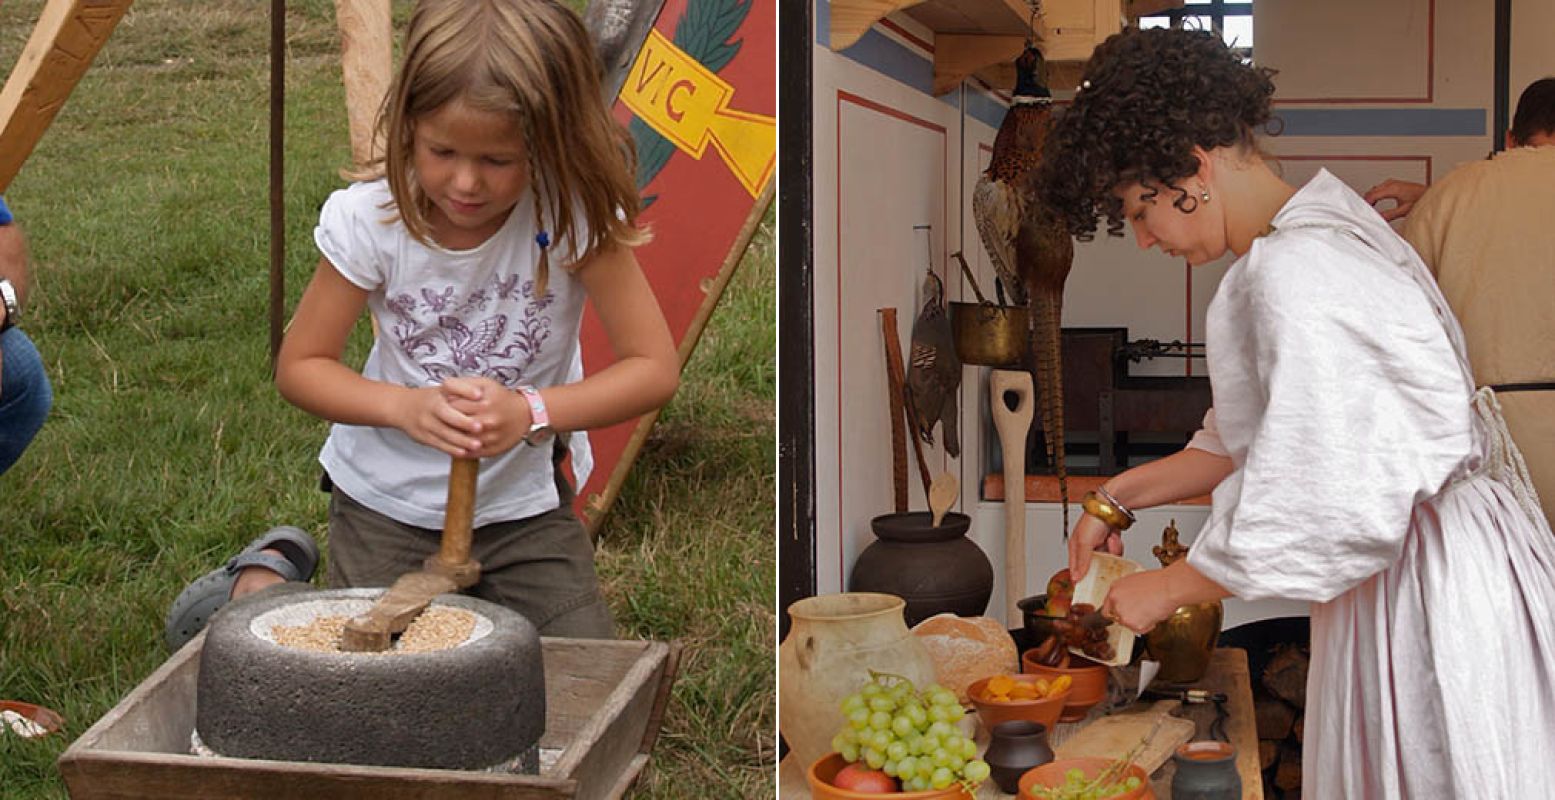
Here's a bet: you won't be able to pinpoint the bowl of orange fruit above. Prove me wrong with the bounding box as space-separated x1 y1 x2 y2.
967 673 1072 732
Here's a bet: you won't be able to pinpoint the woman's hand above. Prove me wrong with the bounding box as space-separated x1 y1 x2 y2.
443 377 532 458
1100 570 1180 634
390 384 484 457
1069 511 1124 582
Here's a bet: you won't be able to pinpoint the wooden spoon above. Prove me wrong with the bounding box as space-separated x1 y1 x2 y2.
929 471 958 527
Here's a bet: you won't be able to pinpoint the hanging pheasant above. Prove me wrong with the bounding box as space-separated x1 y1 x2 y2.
972 45 1075 534
907 268 961 458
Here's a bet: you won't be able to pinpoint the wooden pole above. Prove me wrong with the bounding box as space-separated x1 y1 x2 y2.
880 308 910 513
333 0 392 170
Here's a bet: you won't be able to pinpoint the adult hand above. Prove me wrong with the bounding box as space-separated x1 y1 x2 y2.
443 376 532 458
1100 570 1179 634
391 384 483 457
1363 179 1427 222
1068 511 1123 582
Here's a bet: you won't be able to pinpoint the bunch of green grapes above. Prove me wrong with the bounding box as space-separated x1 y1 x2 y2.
1026 766 1143 800
829 671 991 792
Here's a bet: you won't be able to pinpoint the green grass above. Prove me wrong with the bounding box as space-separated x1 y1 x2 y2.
0 1 774 797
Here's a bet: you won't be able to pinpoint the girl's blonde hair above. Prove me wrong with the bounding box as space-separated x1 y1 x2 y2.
372 0 648 295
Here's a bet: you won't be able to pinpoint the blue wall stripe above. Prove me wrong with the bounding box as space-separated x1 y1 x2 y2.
1273 109 1485 137
836 27 936 96
963 85 1010 130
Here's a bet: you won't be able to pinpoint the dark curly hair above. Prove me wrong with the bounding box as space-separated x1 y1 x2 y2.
1037 27 1277 239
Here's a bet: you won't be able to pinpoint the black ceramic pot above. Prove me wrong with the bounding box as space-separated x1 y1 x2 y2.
1171 741 1241 800
1016 594 1061 644
847 511 992 627
984 720 1055 794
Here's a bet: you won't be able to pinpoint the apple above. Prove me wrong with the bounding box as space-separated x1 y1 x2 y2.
1043 568 1074 616
833 762 898 793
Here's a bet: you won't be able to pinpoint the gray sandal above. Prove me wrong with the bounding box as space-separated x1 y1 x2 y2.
164 526 319 651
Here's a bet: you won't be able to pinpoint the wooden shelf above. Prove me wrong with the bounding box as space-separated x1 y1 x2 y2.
829 0 1184 95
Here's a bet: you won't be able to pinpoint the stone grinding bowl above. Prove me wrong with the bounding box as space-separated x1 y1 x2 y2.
196 586 544 772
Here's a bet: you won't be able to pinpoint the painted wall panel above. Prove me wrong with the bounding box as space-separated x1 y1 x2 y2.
1257 0 1432 102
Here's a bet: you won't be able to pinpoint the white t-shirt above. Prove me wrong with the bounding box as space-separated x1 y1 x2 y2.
313 179 592 529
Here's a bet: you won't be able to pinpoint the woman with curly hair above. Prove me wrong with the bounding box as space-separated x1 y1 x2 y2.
1042 27 1555 795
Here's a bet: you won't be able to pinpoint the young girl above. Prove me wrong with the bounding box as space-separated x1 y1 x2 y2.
1039 28 1555 796
260 0 673 639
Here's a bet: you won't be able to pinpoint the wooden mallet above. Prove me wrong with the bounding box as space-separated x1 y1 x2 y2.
341 456 482 652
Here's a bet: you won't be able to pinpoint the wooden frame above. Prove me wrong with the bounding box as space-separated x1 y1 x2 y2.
58 635 678 799
0 0 135 193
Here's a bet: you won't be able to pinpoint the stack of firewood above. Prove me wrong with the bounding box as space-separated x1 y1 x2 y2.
1254 643 1309 798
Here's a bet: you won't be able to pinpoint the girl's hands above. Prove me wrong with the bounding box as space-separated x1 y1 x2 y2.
391 383 487 457
390 378 538 458
1068 511 1124 582
1099 570 1180 634
442 377 532 458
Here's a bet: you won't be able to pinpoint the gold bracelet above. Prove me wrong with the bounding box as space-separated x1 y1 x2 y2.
1095 484 1137 526
1081 490 1134 531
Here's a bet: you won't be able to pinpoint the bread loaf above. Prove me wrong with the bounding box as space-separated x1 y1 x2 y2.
911 614 1019 703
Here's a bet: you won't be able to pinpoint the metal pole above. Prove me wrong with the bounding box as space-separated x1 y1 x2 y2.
269 0 286 369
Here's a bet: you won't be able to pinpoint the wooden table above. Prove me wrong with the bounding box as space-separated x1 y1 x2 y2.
1132 648 1262 799
779 648 1262 799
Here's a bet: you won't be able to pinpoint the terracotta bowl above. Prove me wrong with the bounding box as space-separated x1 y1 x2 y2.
1020 653 1109 723
1017 756 1155 800
966 674 1071 732
807 753 974 799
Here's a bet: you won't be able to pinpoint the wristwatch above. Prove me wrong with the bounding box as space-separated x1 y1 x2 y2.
0 278 17 333
516 385 554 446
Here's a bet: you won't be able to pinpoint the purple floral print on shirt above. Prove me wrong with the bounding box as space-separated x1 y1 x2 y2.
387 273 555 386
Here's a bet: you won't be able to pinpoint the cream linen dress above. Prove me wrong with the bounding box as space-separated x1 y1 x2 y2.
1181 170 1555 797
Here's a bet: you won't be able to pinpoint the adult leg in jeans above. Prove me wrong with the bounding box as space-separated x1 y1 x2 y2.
0 327 52 475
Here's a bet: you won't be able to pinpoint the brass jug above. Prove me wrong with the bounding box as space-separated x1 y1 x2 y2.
1144 521 1223 684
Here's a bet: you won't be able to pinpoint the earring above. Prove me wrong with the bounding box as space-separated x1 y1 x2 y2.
1199 188 1211 203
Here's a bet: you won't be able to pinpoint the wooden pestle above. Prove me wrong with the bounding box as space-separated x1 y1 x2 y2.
340 456 482 652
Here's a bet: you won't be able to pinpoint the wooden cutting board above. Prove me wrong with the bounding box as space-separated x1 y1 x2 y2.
1052 699 1196 774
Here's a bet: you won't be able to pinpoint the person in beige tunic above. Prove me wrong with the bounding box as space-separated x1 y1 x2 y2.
1366 77 1555 529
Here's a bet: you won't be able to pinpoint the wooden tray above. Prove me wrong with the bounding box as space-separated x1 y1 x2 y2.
57 633 678 800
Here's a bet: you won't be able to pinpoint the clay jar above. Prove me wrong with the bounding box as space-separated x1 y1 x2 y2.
848 511 993 627
778 593 938 772
1170 741 1240 799
983 720 1055 794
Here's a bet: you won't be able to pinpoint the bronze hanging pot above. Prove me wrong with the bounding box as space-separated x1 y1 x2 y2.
948 251 1028 368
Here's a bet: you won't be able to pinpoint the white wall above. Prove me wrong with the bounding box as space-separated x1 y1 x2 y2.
810 0 1506 630
1512 0 1555 121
